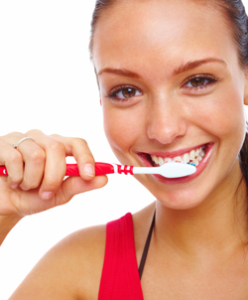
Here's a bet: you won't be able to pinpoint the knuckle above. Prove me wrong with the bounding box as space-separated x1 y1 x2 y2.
50 133 61 140
3 132 22 139
72 137 88 148
49 141 65 155
30 149 45 164
26 129 42 136
7 150 22 165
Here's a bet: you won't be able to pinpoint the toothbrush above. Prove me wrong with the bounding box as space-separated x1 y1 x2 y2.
0 162 196 178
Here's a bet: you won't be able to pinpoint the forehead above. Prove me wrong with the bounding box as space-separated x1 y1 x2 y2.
93 0 237 74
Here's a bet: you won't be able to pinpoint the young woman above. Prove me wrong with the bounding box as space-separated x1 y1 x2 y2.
2 0 248 298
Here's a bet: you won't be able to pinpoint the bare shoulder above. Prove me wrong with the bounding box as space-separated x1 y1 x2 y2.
10 204 156 300
10 224 106 300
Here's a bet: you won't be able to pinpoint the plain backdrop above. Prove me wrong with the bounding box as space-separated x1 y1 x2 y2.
0 1 248 299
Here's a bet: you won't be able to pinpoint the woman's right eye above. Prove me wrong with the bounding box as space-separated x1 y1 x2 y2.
108 86 142 101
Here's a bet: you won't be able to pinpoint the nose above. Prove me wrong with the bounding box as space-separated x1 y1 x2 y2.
146 100 187 144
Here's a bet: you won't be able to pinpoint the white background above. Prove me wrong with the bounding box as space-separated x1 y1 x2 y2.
0 1 248 299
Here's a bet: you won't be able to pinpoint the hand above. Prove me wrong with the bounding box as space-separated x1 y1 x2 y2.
0 130 108 217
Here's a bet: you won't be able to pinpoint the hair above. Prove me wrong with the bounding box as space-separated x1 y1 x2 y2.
89 0 248 189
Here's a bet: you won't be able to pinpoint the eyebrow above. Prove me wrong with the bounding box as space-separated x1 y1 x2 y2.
97 68 141 78
173 58 227 75
97 58 227 78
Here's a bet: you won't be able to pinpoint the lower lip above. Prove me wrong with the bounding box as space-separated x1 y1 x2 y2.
137 143 214 185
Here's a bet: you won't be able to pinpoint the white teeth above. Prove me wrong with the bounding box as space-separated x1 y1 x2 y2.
151 155 157 164
183 153 189 163
193 159 199 166
189 150 195 160
174 156 182 162
150 145 206 166
158 157 164 165
199 149 205 157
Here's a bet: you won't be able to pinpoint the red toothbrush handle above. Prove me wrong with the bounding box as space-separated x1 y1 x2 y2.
0 163 117 177
0 166 7 176
0 163 134 177
66 163 134 176
66 163 116 176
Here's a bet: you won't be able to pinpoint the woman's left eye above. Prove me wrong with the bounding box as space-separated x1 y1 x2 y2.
108 86 142 101
183 76 217 89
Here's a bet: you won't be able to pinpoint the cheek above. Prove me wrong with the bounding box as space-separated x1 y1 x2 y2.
189 86 245 142
102 105 142 159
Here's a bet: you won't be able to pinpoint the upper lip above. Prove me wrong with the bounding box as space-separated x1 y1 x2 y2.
137 143 209 158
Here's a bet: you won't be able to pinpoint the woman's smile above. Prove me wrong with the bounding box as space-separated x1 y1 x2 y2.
135 142 214 185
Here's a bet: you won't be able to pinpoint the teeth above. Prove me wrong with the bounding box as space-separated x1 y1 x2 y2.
199 149 205 157
158 157 164 165
151 155 159 164
174 156 182 162
150 145 206 166
193 159 199 166
189 150 195 160
183 153 189 163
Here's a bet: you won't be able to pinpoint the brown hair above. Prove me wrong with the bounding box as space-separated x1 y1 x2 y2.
89 0 248 187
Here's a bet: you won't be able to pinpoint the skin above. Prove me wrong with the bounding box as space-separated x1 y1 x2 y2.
7 0 248 299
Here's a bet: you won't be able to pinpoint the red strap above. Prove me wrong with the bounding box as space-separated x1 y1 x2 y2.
98 213 144 300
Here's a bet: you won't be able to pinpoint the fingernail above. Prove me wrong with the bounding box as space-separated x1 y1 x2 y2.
84 163 95 177
41 191 54 200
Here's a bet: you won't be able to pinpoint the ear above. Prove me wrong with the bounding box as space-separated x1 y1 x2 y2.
244 69 248 105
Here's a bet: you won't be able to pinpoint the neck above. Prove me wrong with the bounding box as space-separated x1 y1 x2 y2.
155 165 248 260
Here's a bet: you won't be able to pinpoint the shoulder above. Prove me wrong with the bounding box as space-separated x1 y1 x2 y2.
10 203 156 300
10 224 106 300
51 224 107 299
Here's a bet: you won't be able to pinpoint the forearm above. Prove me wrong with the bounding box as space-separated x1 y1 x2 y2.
0 215 22 245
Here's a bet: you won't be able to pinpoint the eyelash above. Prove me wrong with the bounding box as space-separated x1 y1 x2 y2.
182 74 218 90
108 85 142 101
107 75 218 101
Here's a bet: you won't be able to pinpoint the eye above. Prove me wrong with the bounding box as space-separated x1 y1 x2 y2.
183 75 217 89
108 85 142 101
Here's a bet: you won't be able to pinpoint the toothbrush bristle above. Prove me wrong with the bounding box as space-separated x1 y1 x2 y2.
187 162 196 166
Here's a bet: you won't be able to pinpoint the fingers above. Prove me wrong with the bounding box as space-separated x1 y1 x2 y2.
51 134 96 180
14 175 108 215
0 138 24 188
26 130 67 200
0 130 100 202
18 140 46 191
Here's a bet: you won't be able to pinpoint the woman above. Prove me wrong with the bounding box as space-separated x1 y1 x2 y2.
2 0 248 298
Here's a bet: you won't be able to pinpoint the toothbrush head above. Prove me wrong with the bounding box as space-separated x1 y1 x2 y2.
158 162 196 178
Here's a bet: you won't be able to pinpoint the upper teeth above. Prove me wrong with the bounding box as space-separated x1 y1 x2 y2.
151 146 205 167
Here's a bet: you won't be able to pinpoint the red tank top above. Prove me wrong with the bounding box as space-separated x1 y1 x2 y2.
98 213 144 300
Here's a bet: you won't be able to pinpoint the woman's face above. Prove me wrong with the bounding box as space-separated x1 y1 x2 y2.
93 0 248 209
